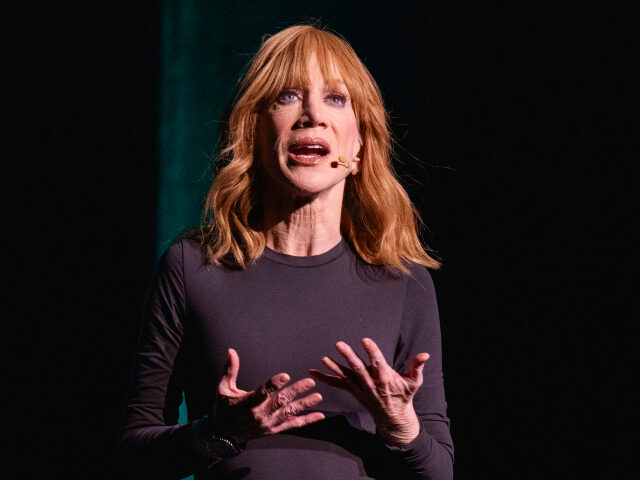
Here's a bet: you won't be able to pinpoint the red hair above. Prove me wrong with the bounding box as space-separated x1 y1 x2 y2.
196 25 439 272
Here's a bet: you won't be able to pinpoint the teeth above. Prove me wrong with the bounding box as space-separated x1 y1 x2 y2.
291 144 327 156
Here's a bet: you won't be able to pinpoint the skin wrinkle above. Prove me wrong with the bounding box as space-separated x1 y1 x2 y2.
257 53 361 257
310 338 428 446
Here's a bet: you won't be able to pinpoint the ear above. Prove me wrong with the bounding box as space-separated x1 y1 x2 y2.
351 156 361 175
351 134 363 173
354 134 364 157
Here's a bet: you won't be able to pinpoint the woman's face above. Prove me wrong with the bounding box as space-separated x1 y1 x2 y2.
256 53 361 198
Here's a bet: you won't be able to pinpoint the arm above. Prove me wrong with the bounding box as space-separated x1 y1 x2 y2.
120 241 325 479
383 266 454 479
120 241 199 479
310 266 453 479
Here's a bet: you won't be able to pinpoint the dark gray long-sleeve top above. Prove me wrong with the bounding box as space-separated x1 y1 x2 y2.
121 239 453 479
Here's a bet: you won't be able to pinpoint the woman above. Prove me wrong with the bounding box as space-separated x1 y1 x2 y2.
121 25 453 479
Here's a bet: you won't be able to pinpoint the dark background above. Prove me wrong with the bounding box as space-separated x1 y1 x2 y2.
5 1 637 478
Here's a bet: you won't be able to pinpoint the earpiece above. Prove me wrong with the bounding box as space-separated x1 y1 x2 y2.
337 155 360 175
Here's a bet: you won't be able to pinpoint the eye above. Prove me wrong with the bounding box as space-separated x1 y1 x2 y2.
326 93 347 107
277 90 300 105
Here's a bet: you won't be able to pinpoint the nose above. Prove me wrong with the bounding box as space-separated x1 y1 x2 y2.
295 93 327 129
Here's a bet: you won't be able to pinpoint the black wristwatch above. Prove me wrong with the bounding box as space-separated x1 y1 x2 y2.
203 432 245 458
196 416 245 460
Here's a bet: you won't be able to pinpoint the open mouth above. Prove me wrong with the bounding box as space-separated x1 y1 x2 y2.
288 137 330 164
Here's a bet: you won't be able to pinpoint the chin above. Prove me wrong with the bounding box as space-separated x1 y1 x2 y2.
260 158 346 199
284 170 345 197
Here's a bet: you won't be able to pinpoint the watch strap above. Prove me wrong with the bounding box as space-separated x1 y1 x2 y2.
194 415 245 460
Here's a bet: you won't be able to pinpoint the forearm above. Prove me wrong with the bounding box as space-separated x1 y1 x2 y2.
380 420 454 480
120 421 204 479
375 404 421 446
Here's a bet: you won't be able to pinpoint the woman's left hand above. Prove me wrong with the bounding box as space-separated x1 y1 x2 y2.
309 338 430 446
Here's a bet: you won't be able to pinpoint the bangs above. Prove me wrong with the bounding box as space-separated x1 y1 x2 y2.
246 27 371 116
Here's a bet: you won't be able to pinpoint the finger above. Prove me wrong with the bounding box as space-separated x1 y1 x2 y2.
321 356 351 378
321 357 362 386
269 378 316 412
309 369 351 391
335 341 376 390
271 411 326 434
250 372 291 406
406 353 430 382
220 348 240 391
270 392 323 425
361 338 391 383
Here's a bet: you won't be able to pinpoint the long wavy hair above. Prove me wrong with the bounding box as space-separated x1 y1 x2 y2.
195 25 439 272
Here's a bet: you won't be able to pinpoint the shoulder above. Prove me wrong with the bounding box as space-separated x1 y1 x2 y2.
407 263 436 291
350 252 436 293
403 263 438 306
157 238 206 275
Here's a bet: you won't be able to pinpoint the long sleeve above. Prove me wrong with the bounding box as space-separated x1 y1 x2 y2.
120 239 454 479
120 241 201 479
382 265 454 480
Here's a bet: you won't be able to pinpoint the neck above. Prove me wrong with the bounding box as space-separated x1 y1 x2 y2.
261 184 344 257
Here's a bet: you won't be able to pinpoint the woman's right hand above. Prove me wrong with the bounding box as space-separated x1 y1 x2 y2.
210 348 325 444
